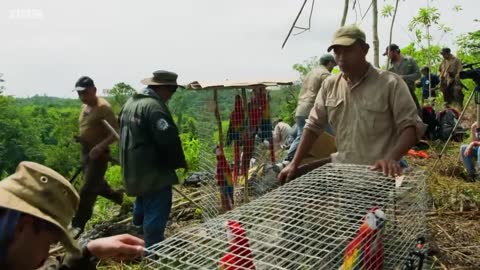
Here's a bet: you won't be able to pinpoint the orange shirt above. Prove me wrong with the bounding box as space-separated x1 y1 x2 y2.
79 97 118 149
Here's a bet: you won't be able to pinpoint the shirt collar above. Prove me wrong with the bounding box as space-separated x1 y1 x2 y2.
341 63 373 90
142 87 162 100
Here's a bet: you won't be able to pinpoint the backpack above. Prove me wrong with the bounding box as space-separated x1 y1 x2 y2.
436 108 463 141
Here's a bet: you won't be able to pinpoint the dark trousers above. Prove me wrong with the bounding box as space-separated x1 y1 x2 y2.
442 81 464 108
409 88 421 111
71 151 121 230
133 186 172 247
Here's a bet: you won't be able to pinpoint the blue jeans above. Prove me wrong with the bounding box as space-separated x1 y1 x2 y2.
285 116 334 161
286 116 306 161
461 144 480 177
133 186 172 247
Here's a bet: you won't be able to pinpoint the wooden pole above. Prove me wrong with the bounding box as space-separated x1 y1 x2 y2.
241 88 249 203
213 88 224 148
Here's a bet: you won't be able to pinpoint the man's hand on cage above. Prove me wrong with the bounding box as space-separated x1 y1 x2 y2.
370 159 402 177
277 163 298 184
86 234 144 260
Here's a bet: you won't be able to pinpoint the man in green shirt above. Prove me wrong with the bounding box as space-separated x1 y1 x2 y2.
119 70 187 247
384 44 421 111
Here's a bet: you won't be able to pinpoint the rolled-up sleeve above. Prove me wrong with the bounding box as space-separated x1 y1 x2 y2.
391 79 426 140
304 80 329 136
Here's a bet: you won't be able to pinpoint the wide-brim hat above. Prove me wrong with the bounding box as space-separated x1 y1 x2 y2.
0 162 81 255
141 70 185 88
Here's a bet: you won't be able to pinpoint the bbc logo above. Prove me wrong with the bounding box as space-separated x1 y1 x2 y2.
9 9 44 20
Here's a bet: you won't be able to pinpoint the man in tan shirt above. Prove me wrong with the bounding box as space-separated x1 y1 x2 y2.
285 54 336 161
278 25 425 182
273 119 292 148
439 47 463 108
71 76 123 237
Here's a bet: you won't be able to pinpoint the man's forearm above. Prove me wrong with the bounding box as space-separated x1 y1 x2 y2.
96 135 117 150
403 73 420 84
291 128 321 166
385 126 417 161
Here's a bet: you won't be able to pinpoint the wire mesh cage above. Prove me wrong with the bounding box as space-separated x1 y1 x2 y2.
144 163 428 269
188 85 289 220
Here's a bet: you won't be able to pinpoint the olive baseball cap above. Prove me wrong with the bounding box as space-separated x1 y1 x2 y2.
383 44 400 56
327 24 366 52
0 161 81 255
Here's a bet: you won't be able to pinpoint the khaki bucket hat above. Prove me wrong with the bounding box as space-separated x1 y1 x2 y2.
0 161 81 255
327 24 366 52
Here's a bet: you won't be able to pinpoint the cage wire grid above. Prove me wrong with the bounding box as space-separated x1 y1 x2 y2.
192 87 284 221
144 163 428 269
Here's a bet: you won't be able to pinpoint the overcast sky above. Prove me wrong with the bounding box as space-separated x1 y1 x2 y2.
0 0 477 97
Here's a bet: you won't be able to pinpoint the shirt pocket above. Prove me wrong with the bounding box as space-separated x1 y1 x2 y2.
325 97 344 127
360 101 390 136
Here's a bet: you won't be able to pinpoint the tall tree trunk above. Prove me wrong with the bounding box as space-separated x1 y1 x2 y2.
386 0 400 70
340 0 349 26
372 0 380 67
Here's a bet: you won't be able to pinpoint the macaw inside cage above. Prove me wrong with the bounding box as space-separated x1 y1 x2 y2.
185 80 295 220
144 163 429 269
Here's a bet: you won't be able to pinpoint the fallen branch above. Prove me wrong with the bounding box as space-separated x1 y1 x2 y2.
432 255 448 270
49 246 63 255
443 245 480 250
427 210 480 217
435 223 454 242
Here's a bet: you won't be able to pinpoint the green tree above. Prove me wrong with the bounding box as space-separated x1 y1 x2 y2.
107 82 136 112
169 88 198 131
400 43 443 72
456 30 480 94
457 30 480 57
292 56 319 78
0 73 5 94
0 97 45 174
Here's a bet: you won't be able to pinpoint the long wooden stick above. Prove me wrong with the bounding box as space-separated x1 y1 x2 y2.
101 120 203 210
281 0 308 49
241 88 249 203
213 89 224 148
